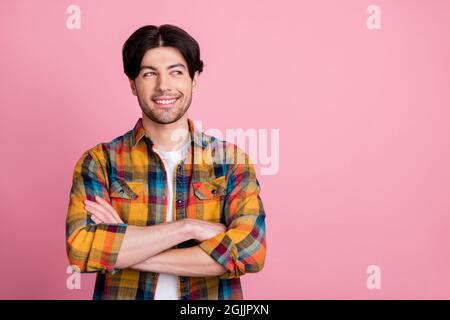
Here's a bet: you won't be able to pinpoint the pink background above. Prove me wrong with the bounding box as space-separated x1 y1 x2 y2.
1 0 450 299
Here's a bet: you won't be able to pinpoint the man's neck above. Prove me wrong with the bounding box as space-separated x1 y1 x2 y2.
142 114 190 152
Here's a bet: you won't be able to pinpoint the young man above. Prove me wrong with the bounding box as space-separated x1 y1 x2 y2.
66 24 266 300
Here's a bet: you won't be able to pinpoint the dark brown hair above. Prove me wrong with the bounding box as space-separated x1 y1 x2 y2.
122 24 204 80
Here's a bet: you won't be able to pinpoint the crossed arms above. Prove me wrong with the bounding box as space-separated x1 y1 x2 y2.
84 196 228 277
66 146 266 279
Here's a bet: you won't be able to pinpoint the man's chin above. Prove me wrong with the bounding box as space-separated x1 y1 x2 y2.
143 111 185 125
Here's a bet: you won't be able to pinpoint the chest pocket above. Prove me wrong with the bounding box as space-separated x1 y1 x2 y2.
109 179 142 199
193 175 227 222
109 178 146 225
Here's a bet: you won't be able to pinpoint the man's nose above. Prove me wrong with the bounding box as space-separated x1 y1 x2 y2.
156 74 170 91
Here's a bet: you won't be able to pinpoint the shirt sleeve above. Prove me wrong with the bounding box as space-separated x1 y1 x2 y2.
66 147 128 274
198 149 267 279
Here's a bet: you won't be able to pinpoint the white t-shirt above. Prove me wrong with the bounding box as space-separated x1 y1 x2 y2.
153 141 191 300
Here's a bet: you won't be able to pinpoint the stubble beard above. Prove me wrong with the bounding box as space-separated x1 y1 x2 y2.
138 93 192 125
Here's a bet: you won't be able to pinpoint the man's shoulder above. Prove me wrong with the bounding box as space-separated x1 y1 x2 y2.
76 128 135 166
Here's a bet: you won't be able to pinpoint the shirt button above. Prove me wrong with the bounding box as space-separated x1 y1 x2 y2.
180 277 186 283
177 165 182 171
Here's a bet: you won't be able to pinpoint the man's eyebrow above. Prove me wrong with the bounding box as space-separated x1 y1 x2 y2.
140 63 186 71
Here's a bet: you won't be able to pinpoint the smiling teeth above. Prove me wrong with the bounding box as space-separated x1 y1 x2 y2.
155 99 177 104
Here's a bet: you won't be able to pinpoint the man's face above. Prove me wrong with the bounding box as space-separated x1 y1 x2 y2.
129 46 199 125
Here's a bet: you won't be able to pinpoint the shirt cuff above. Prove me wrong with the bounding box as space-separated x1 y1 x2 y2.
198 232 245 279
87 223 128 274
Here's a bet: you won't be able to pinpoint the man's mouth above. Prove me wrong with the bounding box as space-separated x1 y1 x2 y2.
152 97 180 107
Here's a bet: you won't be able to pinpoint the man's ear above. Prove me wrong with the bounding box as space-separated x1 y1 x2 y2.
129 78 137 96
192 71 200 93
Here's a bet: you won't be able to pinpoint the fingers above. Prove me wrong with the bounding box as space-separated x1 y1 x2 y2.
94 196 124 223
91 215 102 224
84 198 120 224
84 200 108 223
203 222 227 232
189 219 227 242
217 224 227 232
85 201 114 223
186 218 224 227
185 218 227 232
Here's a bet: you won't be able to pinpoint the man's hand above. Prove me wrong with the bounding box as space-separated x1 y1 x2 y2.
184 218 227 242
84 196 124 224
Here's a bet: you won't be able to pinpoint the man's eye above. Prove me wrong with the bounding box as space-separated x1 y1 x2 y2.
143 72 156 76
172 71 183 75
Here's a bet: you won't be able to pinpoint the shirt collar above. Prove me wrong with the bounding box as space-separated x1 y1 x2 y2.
131 117 208 149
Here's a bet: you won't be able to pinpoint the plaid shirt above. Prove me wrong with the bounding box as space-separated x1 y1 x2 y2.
66 118 266 300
